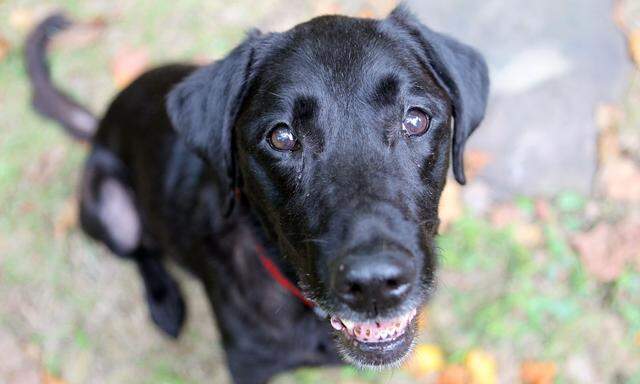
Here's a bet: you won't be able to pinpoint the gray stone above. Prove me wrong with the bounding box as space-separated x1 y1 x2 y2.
406 0 632 198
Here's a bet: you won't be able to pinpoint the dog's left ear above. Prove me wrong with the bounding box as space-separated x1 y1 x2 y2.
166 34 258 214
385 6 490 184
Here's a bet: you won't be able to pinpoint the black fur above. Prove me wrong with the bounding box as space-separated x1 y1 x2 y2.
26 6 488 383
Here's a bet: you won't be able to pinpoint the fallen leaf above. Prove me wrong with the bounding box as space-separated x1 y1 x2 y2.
599 157 640 203
514 223 545 248
313 1 342 15
635 332 640 347
52 17 107 51
405 344 445 377
629 29 640 68
464 149 493 181
490 202 525 229
111 46 149 89
42 372 67 384
571 224 624 282
465 350 497 384
0 329 40 384
54 198 78 239
9 8 37 32
534 199 554 222
521 361 557 384
595 103 623 162
25 146 67 185
439 180 463 231
437 365 470 384
417 309 429 331
571 218 640 282
357 8 376 18
0 36 11 62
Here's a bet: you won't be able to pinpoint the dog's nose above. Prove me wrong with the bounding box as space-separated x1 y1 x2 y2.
332 253 414 313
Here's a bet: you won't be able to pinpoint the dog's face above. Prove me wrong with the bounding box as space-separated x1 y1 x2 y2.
168 6 488 368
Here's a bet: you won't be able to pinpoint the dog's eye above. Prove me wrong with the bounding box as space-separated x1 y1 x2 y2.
268 124 298 151
402 108 430 136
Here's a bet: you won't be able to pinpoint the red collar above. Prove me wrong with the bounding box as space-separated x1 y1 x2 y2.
234 187 315 308
255 243 315 308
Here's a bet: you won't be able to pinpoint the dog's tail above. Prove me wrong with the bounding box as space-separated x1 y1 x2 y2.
25 13 97 141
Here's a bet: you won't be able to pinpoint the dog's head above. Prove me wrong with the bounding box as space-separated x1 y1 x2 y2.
167 5 489 368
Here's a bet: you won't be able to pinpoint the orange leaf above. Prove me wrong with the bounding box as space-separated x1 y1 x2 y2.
54 198 78 239
521 361 557 384
599 157 640 203
405 344 445 377
42 372 67 384
357 8 376 18
111 47 149 89
595 103 623 163
534 199 554 222
465 349 497 384
439 179 463 231
313 1 342 15
464 149 493 181
514 223 544 248
490 202 525 229
629 29 640 68
438 365 471 384
0 35 11 62
417 309 429 331
572 218 640 282
9 8 37 32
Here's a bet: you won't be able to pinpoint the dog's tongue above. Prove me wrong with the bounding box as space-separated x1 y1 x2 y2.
330 309 416 343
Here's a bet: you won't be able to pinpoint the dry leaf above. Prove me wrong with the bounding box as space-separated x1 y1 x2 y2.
439 180 463 231
9 8 37 32
52 17 107 51
313 1 342 15
405 344 445 377
54 198 78 239
599 157 640 203
635 332 640 347
25 146 67 185
417 309 429 331
42 372 67 384
0 36 11 62
521 361 557 384
438 365 471 384
571 218 640 282
596 104 623 162
514 223 545 248
490 202 525 229
465 350 497 384
0 330 40 384
571 224 622 282
629 29 640 68
464 149 493 181
357 7 376 18
111 47 150 89
534 199 553 222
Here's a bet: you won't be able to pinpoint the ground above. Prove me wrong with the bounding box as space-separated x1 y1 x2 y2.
0 1 639 383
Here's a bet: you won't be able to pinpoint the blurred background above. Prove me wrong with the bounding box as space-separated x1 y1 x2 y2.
0 0 639 383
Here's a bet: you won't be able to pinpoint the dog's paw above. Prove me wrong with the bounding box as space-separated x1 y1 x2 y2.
145 279 186 338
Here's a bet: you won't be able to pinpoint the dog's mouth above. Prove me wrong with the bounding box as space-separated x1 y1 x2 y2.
328 308 418 367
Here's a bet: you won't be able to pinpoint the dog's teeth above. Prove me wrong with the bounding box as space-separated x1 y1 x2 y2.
330 316 343 331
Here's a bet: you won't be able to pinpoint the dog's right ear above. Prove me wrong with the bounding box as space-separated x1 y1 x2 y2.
166 35 256 213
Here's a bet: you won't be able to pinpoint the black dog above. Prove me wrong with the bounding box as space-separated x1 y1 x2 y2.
26 6 488 383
